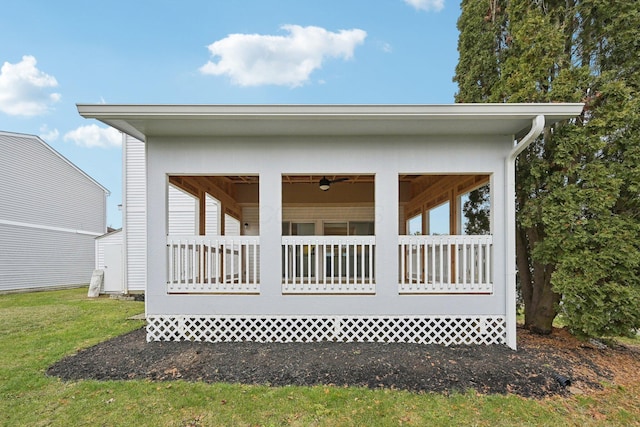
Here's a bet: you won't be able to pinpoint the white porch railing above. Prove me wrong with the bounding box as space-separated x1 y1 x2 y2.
167 235 260 293
282 236 375 294
398 235 493 293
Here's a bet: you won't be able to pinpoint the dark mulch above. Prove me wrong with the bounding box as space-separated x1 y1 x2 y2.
46 326 640 399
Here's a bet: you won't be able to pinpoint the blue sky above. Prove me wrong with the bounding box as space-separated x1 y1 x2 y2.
0 0 461 229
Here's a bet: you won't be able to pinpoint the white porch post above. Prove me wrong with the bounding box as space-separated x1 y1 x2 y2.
505 157 518 350
375 169 399 300
505 115 546 350
259 170 282 299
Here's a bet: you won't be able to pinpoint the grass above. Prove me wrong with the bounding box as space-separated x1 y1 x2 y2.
1 289 639 426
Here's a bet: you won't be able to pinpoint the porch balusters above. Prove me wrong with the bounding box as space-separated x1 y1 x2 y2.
166 234 489 294
398 235 493 293
282 236 376 294
167 235 260 293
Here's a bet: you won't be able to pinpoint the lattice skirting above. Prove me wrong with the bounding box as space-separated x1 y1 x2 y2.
146 315 506 345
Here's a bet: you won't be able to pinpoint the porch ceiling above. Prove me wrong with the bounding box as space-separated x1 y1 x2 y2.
171 174 455 187
169 173 488 206
77 103 584 141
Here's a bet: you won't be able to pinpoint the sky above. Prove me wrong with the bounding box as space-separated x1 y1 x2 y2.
0 0 461 229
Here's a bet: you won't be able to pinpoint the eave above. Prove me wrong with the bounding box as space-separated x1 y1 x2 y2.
76 103 584 141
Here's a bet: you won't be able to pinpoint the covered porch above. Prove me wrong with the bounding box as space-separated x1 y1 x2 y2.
165 173 493 295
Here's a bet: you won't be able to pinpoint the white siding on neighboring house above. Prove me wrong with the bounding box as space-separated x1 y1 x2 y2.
124 136 201 293
168 185 197 235
123 134 146 292
0 131 108 292
205 194 220 235
224 214 241 236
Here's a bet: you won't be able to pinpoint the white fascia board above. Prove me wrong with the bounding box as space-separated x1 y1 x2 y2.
77 103 584 118
77 103 584 140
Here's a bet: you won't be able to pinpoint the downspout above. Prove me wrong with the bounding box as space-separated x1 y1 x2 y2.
505 115 545 350
121 131 129 295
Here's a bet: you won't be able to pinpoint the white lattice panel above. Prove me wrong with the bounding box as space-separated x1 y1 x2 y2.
146 315 506 345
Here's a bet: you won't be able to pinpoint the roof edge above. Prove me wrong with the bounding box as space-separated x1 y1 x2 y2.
77 103 584 118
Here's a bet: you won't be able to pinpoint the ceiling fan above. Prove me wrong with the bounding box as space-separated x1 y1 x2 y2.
319 176 349 191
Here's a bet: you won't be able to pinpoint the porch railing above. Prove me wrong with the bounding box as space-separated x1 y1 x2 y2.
282 236 375 293
167 235 260 293
398 235 493 293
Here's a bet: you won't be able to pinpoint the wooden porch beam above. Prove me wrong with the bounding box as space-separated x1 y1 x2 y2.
405 174 490 219
168 175 242 220
198 189 206 236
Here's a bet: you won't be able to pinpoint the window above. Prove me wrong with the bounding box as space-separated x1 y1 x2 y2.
323 222 348 236
350 221 375 236
428 202 449 235
407 214 422 235
282 222 316 236
324 221 374 236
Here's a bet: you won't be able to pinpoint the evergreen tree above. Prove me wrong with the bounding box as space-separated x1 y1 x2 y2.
463 184 490 235
455 0 640 337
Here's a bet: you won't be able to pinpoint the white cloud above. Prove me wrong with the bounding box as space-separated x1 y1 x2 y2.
39 125 59 142
64 124 121 149
404 0 445 12
0 55 61 116
199 25 367 87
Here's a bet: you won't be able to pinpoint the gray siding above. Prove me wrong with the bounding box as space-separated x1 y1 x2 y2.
0 224 96 291
0 132 107 291
0 132 106 233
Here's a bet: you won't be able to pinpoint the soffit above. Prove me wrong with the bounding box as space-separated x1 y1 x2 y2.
77 104 584 141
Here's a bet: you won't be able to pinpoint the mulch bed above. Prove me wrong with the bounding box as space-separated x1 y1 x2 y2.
47 326 640 399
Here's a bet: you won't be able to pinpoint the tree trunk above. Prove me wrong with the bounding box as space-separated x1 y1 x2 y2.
516 223 560 334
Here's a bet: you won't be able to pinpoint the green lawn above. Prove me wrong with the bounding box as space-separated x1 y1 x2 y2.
1 288 638 426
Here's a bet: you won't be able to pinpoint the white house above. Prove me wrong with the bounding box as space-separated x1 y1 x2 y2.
0 131 109 292
79 104 583 349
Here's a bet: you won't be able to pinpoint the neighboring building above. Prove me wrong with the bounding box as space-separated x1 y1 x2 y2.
95 228 123 293
109 134 210 294
0 131 109 292
80 104 583 348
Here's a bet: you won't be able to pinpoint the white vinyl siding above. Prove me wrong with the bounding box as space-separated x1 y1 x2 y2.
282 206 374 228
0 132 106 233
205 194 220 235
0 224 96 291
0 132 107 292
123 136 210 293
123 135 146 292
168 185 197 235
241 206 259 236
95 230 123 269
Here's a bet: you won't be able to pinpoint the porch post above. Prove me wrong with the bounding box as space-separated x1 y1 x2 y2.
505 157 517 350
375 169 399 299
259 170 282 299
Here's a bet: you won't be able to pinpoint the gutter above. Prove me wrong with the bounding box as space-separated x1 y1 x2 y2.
510 114 546 160
505 114 545 350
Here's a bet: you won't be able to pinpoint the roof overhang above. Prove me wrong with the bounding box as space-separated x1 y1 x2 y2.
76 103 584 142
